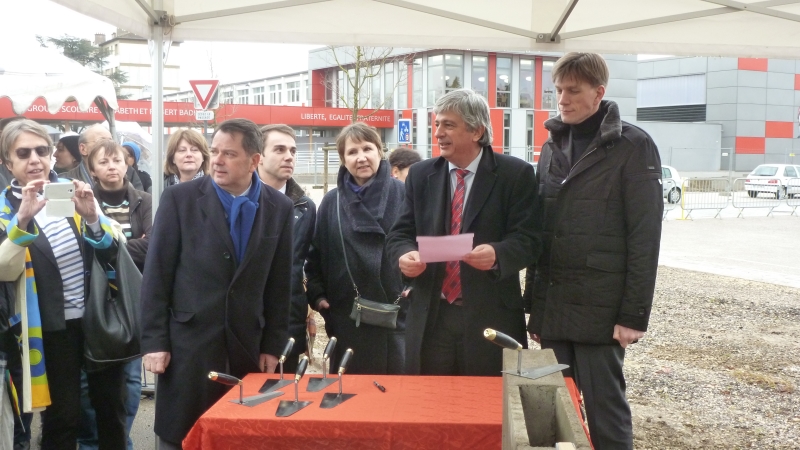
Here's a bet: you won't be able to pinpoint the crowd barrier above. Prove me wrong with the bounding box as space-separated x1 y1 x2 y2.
731 178 785 217
679 178 730 219
786 178 800 216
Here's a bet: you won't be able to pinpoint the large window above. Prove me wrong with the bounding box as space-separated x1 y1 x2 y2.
221 90 233 104
412 58 422 108
520 59 534 108
269 84 281 104
428 54 463 105
472 55 488 99
503 111 511 155
542 60 557 110
384 62 394 109
237 89 249 104
287 81 300 103
398 62 408 110
526 112 534 162
371 66 382 108
496 57 511 107
253 86 265 105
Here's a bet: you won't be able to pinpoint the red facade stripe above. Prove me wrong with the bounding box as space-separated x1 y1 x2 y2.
735 137 766 154
737 58 768 72
765 121 794 138
795 74 800 91
488 54 497 108
490 109 504 153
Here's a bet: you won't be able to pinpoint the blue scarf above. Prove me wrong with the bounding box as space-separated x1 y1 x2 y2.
211 172 261 264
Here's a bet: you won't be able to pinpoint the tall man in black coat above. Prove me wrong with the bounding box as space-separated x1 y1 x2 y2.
257 124 316 372
386 89 540 376
141 119 293 448
525 53 663 450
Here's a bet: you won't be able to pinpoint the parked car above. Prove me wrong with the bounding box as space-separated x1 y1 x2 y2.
744 164 800 199
662 165 682 203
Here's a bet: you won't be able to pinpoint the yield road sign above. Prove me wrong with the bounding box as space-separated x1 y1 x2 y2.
190 80 220 110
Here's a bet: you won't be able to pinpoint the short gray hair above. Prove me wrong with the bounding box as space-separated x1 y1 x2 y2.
0 119 53 163
433 89 492 147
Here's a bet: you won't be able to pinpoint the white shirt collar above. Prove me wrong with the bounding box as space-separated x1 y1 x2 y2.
231 182 252 198
448 149 483 174
278 183 287 194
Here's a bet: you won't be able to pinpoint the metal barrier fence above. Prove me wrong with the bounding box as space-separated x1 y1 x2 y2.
785 178 800 216
731 178 784 217
680 178 730 219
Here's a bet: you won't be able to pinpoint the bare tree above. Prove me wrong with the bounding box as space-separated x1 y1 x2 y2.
322 46 413 123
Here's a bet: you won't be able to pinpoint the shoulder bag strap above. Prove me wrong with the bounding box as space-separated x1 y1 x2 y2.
336 191 360 297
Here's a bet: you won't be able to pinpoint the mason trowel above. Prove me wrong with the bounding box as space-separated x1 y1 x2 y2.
275 355 313 417
484 328 569 380
306 336 337 392
259 337 295 393
320 348 356 408
208 371 283 407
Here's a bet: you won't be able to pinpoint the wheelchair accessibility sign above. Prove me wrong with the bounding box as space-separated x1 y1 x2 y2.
398 119 411 144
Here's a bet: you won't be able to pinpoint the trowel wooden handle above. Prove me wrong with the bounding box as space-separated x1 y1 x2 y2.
295 355 309 382
323 336 337 361
279 337 295 363
484 328 522 350
208 372 242 386
338 348 354 375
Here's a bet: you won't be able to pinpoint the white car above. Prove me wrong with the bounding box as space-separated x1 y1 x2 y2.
662 165 682 204
744 164 800 199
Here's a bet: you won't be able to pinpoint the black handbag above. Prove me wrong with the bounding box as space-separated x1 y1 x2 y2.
83 240 142 367
336 192 400 329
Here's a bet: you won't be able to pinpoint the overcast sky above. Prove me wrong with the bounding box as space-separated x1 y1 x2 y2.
2 0 319 91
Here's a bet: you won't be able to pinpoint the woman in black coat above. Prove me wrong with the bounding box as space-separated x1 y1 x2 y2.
305 123 406 375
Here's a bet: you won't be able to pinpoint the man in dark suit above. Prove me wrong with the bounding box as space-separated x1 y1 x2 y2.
140 119 293 448
386 89 541 376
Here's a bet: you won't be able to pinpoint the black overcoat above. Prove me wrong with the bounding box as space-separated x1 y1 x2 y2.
305 161 406 375
140 175 293 443
386 148 541 376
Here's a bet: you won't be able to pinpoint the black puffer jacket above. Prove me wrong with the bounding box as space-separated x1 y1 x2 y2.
526 101 663 344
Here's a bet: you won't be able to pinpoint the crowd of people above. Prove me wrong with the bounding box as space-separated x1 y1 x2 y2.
0 52 662 450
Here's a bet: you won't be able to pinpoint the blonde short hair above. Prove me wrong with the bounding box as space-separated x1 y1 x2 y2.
552 52 609 88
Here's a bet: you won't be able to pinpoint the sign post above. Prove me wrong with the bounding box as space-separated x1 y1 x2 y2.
189 79 220 134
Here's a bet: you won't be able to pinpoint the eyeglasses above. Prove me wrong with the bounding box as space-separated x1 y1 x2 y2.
14 146 53 159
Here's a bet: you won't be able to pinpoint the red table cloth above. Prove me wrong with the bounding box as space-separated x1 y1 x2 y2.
183 373 502 450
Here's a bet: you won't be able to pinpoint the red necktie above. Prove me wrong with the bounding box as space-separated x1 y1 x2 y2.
442 169 469 303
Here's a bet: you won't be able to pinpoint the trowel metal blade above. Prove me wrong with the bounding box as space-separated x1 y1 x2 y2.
320 393 356 409
229 390 284 407
306 376 337 392
275 400 313 417
259 378 293 393
502 363 569 380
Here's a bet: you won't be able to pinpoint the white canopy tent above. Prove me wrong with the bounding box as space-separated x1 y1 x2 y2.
0 41 119 133
47 0 800 209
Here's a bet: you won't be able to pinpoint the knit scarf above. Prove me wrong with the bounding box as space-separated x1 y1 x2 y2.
211 172 261 264
0 187 51 411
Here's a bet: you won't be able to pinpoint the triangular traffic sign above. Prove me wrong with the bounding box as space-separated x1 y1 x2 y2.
189 79 220 110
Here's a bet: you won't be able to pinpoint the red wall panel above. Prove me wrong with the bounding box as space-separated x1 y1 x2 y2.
795 74 800 90
765 121 794 138
735 137 766 154
490 109 504 153
310 70 325 107
737 58 768 72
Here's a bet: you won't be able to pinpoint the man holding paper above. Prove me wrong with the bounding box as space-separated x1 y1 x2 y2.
386 89 540 376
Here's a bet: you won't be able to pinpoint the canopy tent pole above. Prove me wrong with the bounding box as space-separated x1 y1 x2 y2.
148 0 166 215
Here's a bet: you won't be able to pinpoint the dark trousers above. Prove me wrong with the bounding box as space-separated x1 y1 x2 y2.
41 319 127 450
420 301 465 375
541 339 632 450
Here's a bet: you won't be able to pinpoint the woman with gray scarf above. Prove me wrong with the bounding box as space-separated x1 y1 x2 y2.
305 123 406 375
